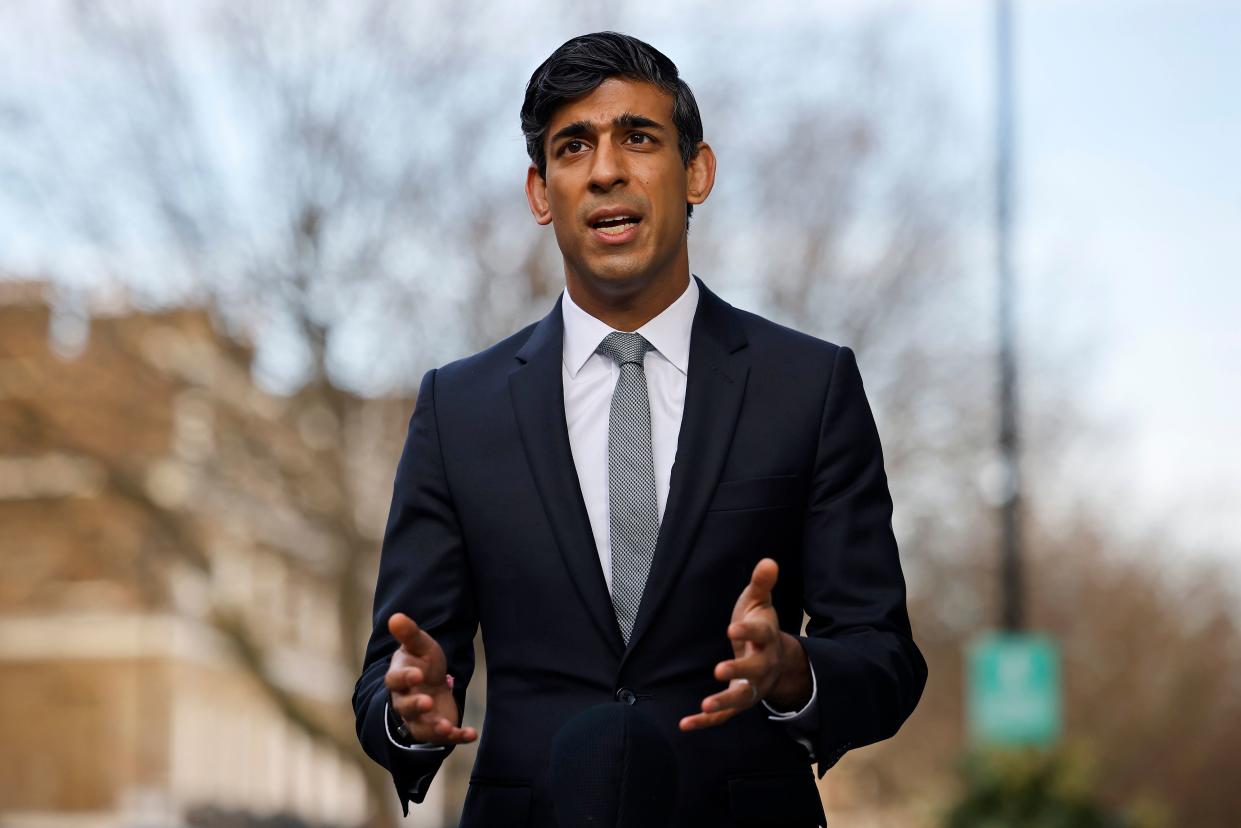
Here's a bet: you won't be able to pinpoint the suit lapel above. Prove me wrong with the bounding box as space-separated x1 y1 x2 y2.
622 277 750 660
509 298 626 658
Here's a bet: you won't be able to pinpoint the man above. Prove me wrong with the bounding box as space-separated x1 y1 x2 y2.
352 32 927 827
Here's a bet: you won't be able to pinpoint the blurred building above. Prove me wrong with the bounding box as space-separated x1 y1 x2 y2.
0 280 415 828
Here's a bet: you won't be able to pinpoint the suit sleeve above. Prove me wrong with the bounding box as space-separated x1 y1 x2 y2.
797 345 928 777
351 367 479 816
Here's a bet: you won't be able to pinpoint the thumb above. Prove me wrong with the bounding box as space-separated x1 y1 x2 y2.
388 612 427 654
747 558 779 605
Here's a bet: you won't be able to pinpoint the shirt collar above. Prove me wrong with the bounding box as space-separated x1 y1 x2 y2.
561 276 700 379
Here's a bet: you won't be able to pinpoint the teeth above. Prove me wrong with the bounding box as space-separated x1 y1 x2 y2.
595 217 638 234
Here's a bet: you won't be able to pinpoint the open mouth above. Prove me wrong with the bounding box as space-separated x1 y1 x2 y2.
590 215 642 236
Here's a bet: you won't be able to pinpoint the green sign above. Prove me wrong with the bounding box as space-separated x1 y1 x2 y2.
967 633 1061 747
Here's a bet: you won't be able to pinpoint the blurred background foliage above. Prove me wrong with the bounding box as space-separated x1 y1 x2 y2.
945 751 1161 828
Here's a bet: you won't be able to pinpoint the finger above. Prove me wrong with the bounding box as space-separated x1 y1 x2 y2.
391 692 435 722
384 666 409 693
388 613 433 656
679 708 738 731
385 665 426 694
701 678 761 714
744 558 779 605
408 710 477 745
715 649 777 683
425 723 479 744
727 619 778 647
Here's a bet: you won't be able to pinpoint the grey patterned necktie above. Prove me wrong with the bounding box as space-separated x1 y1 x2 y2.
596 331 659 644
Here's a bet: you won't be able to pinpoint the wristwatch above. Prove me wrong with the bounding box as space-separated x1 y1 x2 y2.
387 674 454 743
388 700 413 741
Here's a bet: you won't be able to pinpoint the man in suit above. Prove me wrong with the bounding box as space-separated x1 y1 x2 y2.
352 32 927 827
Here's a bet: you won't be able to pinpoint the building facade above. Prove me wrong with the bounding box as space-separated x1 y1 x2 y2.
0 281 437 827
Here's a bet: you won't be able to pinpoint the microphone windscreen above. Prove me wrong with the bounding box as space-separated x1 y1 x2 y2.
549 702 679 828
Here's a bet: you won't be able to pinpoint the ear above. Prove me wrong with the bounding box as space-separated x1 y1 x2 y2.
686 142 717 207
525 164 553 226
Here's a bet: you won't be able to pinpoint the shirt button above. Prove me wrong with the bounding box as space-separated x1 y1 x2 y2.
615 688 637 705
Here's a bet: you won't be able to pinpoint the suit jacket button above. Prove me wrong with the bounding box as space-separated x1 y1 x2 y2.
616 688 637 705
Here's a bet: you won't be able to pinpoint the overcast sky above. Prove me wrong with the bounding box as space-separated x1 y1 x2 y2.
507 0 1241 562
4 0 1237 567
895 0 1240 561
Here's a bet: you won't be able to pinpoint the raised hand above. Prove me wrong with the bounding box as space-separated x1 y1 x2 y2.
679 558 811 732
384 612 478 745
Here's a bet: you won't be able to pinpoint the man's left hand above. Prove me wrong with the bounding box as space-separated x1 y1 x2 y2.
679 557 812 732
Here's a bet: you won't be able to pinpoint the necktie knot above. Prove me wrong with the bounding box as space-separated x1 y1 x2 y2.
596 332 654 368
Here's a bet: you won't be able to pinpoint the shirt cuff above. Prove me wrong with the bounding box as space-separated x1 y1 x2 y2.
761 653 819 722
761 658 819 760
384 700 448 752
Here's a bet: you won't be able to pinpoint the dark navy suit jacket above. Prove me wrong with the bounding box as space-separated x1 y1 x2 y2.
352 277 927 826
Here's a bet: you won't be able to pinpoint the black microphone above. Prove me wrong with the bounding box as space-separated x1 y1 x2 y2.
549 702 680 827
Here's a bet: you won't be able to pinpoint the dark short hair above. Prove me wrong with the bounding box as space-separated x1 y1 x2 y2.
520 31 704 220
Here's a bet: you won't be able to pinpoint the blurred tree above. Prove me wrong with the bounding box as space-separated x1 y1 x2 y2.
833 492 1241 826
1 2 561 824
944 749 1151 828
1028 516 1241 827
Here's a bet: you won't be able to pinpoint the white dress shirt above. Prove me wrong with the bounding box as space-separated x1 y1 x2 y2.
387 276 818 756
560 275 696 593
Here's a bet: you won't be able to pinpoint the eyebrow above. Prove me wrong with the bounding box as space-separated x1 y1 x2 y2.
549 112 667 146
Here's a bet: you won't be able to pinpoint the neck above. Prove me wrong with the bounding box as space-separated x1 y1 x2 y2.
565 265 691 332
568 273 689 332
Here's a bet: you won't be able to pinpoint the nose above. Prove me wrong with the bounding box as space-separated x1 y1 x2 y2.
588 138 626 192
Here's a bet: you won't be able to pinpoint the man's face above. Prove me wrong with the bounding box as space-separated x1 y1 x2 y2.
525 77 715 296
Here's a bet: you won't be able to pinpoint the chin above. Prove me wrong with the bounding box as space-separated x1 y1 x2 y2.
582 257 655 289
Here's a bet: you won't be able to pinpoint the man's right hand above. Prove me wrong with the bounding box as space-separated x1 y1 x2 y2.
384 612 478 745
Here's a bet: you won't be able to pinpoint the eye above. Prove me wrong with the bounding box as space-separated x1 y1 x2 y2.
628 132 654 145
561 139 586 156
